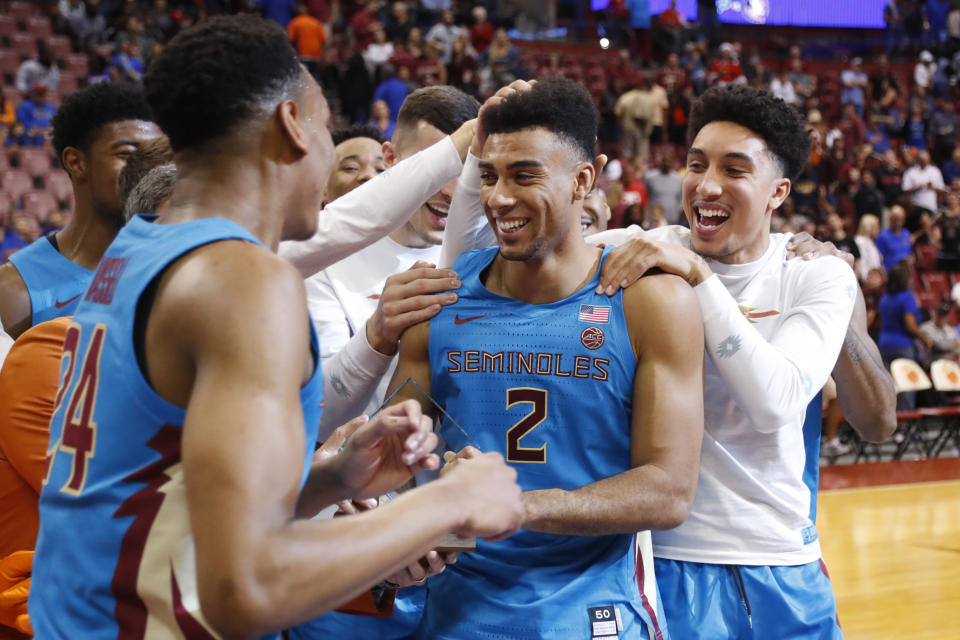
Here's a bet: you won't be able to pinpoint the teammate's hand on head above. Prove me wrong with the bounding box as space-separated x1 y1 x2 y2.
598 237 711 295
443 452 523 542
471 79 537 156
335 399 440 500
785 232 854 269
366 261 461 356
382 550 457 589
450 118 478 161
0 551 31 634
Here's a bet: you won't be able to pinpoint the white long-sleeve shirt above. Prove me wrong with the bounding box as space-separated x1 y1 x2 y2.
279 136 462 279
443 171 857 565
294 137 463 440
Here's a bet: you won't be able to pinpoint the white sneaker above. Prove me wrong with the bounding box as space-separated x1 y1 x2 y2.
821 438 851 457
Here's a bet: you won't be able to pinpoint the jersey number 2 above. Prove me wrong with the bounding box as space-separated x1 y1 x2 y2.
505 387 547 463
44 322 107 495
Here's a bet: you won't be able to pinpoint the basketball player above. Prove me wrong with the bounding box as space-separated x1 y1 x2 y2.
0 83 160 339
390 77 705 640
30 15 523 639
591 85 856 638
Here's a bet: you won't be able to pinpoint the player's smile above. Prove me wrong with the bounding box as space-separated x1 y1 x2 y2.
692 202 731 238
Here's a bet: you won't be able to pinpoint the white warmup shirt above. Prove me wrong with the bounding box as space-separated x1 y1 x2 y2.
902 164 945 213
442 163 858 565
307 238 441 440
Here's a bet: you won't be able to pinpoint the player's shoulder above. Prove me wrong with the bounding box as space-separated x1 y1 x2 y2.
622 271 700 337
0 261 31 338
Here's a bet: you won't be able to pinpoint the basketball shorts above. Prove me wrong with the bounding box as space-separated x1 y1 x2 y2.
654 557 843 640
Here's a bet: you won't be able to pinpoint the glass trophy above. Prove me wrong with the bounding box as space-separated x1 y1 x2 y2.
375 378 478 553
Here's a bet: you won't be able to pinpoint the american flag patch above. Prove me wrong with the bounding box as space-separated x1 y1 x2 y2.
579 304 609 323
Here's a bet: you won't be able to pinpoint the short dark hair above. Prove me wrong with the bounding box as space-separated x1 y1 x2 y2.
887 261 912 294
687 85 810 181
331 124 387 147
143 14 304 152
479 76 598 163
51 82 153 157
117 135 173 209
396 86 479 135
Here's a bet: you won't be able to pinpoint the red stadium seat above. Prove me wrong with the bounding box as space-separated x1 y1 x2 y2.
21 189 57 219
46 35 71 61
9 33 37 59
8 2 34 20
18 147 52 179
0 49 19 77
916 288 941 310
24 17 51 40
0 191 12 219
0 15 16 38
43 169 72 202
915 243 939 272
1 169 32 201
921 271 950 300
63 53 88 76
58 71 79 94
0 153 8 172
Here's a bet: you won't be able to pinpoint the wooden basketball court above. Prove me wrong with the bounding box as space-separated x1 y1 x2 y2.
817 460 960 639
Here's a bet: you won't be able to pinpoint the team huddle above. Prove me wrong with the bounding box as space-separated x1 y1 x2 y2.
0 12 900 640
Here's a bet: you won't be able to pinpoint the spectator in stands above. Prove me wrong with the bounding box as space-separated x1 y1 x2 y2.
903 149 945 214
936 191 960 271
870 54 898 103
943 146 960 185
855 214 884 281
878 148 904 206
875 204 913 271
368 99 394 139
925 0 952 45
373 63 409 123
855 169 885 221
0 96 14 129
364 25 394 78
144 0 177 42
109 39 145 81
425 10 462 64
117 15 155 64
15 86 56 147
786 57 815 107
417 39 447 86
352 0 382 51
824 212 861 260
483 28 516 67
644 148 683 225
920 302 960 362
67 0 108 47
840 102 866 152
0 221 27 262
87 51 111 85
879 261 930 409
59 0 85 27
865 112 892 154
386 1 413 45
614 76 655 162
915 50 937 89
903 100 929 150
709 42 744 86
884 0 907 55
15 45 60 95
769 68 797 106
257 0 297 27
289 2 327 77
470 6 493 54
929 99 959 167
841 57 868 115
447 37 479 95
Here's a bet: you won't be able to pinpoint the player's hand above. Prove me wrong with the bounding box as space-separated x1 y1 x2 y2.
333 399 439 500
0 550 32 635
442 451 523 542
438 445 482 477
382 550 457 589
597 236 711 295
449 118 478 161
786 232 854 269
366 261 461 356
471 79 537 156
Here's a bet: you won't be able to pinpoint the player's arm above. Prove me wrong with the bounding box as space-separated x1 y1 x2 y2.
280 124 474 278
522 274 705 535
0 264 32 340
155 244 520 637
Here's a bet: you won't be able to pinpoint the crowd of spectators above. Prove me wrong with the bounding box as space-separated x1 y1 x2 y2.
6 1 960 391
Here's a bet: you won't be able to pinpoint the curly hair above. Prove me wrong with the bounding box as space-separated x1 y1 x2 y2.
687 85 810 181
51 82 153 157
480 76 597 163
143 14 304 152
395 85 479 136
331 124 387 147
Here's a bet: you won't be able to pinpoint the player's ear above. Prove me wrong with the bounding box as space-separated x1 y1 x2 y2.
573 162 595 201
277 98 309 156
61 147 86 182
768 177 791 212
382 141 396 167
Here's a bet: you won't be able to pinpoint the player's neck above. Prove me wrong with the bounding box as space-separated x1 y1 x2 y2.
159 156 289 251
55 201 122 270
489 240 600 305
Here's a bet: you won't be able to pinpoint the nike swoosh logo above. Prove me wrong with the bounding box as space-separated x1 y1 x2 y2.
367 294 381 300
55 293 82 309
454 314 487 325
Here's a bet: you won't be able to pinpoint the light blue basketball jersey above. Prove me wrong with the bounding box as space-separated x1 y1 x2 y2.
8 234 93 325
31 215 323 639
416 246 665 640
